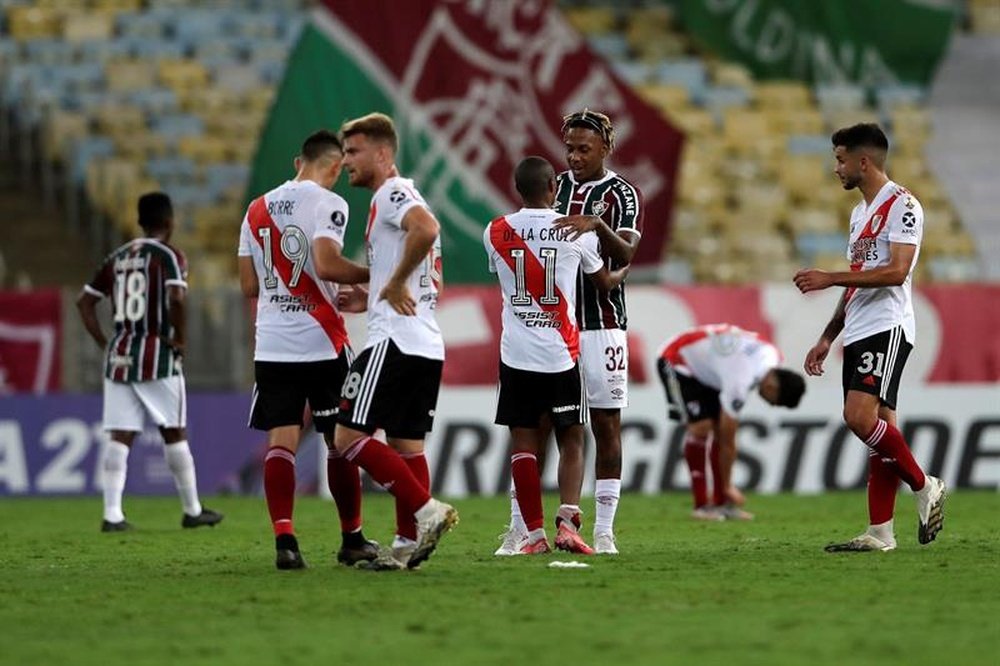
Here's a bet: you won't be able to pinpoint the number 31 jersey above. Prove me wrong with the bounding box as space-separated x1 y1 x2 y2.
238 179 350 362
484 208 604 373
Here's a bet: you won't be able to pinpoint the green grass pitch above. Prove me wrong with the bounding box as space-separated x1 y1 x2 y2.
1 491 997 666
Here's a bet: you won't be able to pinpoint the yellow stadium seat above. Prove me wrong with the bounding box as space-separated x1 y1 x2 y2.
635 83 690 113
42 110 89 164
780 155 830 201
723 109 771 154
667 108 716 136
7 7 61 40
106 62 157 93
712 62 754 91
91 0 142 10
158 60 210 92
755 81 811 109
767 107 825 135
177 136 229 163
112 133 169 160
791 207 841 234
94 104 146 133
562 7 616 35
61 11 114 42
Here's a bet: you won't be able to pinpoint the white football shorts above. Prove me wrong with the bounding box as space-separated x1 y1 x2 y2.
579 328 629 409
102 375 187 431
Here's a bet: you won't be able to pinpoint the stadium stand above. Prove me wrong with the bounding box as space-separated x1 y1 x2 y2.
0 0 307 288
561 1 983 284
0 0 985 287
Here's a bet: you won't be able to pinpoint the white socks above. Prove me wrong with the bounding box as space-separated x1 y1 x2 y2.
594 478 621 537
165 440 202 517
102 441 130 523
867 519 895 543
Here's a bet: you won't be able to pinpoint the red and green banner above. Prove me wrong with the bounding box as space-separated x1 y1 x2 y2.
249 0 684 283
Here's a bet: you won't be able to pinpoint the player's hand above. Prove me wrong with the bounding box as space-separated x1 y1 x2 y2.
553 215 600 240
379 279 417 316
793 268 833 293
168 338 185 357
804 339 831 376
337 285 368 313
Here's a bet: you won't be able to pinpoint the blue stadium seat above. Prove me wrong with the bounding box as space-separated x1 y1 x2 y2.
77 39 133 63
116 12 167 39
815 84 866 110
610 60 651 86
119 37 186 61
795 232 845 259
150 113 204 140
587 33 629 61
876 84 925 112
24 39 75 66
654 59 708 97
126 88 179 114
787 134 831 155
70 135 116 184
145 156 197 182
700 86 750 114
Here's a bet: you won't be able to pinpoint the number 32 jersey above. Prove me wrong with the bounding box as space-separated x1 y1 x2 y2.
484 208 604 373
238 179 350 362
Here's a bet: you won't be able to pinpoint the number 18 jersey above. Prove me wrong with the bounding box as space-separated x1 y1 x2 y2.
238 179 350 362
484 208 604 373
85 238 188 383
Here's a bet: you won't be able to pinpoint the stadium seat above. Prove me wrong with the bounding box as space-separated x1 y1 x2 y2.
42 108 89 163
815 84 866 112
563 7 617 35
158 59 210 92
23 39 75 66
61 12 114 42
654 59 708 98
116 12 167 39
634 83 690 112
6 7 61 41
755 81 811 109
106 61 157 93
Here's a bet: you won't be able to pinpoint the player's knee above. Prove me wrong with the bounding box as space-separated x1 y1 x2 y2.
842 405 876 439
687 420 713 440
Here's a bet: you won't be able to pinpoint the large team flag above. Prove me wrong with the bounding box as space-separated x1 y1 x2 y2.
249 0 684 284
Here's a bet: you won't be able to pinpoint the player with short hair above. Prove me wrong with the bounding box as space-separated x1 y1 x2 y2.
498 109 642 556
331 112 457 570
77 192 223 532
794 123 946 552
238 129 375 570
485 156 625 554
657 324 806 520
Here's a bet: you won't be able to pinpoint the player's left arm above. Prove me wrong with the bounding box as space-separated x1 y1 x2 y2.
238 256 258 298
795 197 921 292
167 284 186 356
793 243 916 292
381 206 440 316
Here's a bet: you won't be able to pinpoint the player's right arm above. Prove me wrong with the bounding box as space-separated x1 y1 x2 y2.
76 259 112 349
804 290 847 377
237 218 259 299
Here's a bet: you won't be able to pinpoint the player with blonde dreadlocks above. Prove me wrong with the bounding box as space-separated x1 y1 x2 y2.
495 109 643 557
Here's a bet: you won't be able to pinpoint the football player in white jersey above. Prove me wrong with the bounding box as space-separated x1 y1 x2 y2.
331 112 457 570
794 123 946 552
485 157 625 555
656 325 805 520
238 130 375 570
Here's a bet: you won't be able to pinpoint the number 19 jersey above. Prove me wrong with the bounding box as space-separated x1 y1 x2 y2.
484 208 604 373
238 179 350 362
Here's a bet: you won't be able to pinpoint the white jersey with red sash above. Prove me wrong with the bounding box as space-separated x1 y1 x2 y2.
362 176 444 361
484 208 604 373
238 179 350 362
843 180 924 346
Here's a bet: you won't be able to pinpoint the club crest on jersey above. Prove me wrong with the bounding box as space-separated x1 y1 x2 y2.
904 196 916 209
590 200 607 216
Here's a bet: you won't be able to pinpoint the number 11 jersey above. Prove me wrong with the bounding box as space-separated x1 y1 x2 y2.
238 179 350 362
484 208 604 373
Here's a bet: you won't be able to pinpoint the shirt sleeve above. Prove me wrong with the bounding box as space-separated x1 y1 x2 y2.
84 257 113 298
313 193 350 247
382 182 426 229
610 179 642 238
887 193 923 246
237 215 253 257
483 224 498 274
579 233 605 275
164 247 188 288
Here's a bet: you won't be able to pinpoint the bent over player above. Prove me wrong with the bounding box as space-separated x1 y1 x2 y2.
238 130 375 569
657 324 805 520
77 192 222 532
794 123 946 552
486 156 625 554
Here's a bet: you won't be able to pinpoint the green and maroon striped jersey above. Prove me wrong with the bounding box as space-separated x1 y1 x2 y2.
554 169 642 331
84 238 188 382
